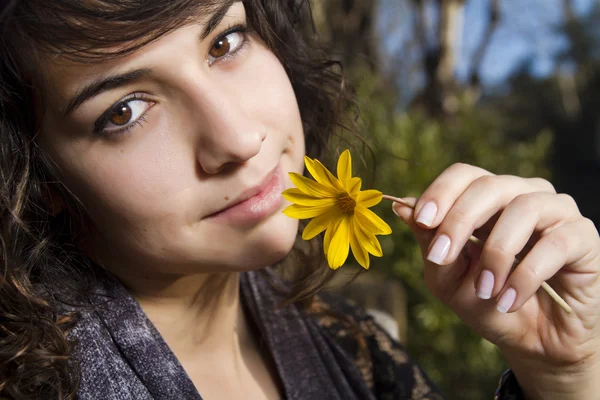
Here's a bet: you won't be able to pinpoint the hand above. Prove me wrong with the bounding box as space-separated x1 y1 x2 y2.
392 163 600 400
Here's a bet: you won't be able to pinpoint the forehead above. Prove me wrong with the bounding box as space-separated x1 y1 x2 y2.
37 0 240 111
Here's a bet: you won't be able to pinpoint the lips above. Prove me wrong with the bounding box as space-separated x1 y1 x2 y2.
225 167 278 211
204 165 283 223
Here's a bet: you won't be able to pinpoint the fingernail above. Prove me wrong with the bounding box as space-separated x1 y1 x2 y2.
392 204 401 217
427 234 451 265
476 270 495 300
497 288 516 313
416 202 437 227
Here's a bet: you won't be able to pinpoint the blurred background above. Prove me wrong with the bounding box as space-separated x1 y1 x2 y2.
313 0 600 398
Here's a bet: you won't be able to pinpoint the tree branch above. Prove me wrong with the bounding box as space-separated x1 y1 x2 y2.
468 0 501 90
563 0 576 22
411 0 429 56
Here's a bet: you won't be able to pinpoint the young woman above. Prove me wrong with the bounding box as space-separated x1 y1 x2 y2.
1 1 599 399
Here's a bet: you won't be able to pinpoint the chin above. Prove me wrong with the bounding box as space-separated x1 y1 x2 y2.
240 212 300 271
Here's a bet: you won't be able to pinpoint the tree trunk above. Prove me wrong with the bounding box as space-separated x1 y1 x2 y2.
412 0 466 117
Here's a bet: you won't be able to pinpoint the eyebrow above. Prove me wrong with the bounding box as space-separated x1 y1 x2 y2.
62 1 236 116
62 69 152 116
200 0 235 40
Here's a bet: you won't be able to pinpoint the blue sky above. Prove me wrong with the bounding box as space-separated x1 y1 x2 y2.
378 0 597 87
457 0 596 84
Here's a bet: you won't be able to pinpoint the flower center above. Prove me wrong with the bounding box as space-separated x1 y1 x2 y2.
337 193 356 214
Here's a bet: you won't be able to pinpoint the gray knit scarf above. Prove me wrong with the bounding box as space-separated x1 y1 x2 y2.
70 269 375 400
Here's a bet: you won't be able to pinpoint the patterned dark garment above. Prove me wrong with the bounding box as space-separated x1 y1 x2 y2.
68 267 524 399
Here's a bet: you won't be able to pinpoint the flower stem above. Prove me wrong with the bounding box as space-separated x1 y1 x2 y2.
383 195 573 314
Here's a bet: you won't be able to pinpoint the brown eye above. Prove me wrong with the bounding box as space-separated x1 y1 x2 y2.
207 31 244 65
96 98 154 135
210 37 231 59
110 103 133 126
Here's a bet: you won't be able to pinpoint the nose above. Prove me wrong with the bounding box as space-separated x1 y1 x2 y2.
191 82 265 175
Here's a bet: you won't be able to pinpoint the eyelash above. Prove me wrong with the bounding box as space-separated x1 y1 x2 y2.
93 92 153 137
210 23 252 64
93 24 252 137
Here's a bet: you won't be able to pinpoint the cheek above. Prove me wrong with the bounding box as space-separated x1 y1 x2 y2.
58 126 196 235
230 46 305 165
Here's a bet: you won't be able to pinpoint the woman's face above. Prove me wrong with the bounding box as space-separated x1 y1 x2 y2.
37 2 305 277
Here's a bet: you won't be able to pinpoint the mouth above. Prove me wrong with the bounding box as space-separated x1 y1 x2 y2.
230 166 278 208
204 165 285 224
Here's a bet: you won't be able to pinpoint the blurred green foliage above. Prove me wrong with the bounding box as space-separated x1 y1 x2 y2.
317 2 600 398
346 70 553 400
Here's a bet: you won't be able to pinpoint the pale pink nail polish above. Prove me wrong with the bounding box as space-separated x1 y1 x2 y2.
497 288 516 313
416 202 437 227
476 270 495 300
427 235 451 265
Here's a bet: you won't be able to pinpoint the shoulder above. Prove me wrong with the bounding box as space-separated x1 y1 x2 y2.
308 291 445 400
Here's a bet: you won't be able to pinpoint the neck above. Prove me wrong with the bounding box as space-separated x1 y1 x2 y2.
107 268 286 398
118 271 253 359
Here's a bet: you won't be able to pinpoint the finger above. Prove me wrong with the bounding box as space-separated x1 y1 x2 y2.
415 164 556 232
415 165 554 228
475 192 582 301
495 217 599 313
392 198 434 246
393 198 472 301
414 163 493 229
427 175 556 266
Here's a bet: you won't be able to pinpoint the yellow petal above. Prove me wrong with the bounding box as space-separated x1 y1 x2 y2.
355 205 392 235
357 190 383 208
302 219 328 241
283 203 334 219
304 157 345 192
349 220 370 269
288 172 337 198
327 216 350 270
353 219 383 257
347 177 362 197
302 208 341 240
323 215 343 255
323 224 333 255
337 150 352 185
282 188 337 207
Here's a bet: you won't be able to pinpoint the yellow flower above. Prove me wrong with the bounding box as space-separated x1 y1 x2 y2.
282 150 392 270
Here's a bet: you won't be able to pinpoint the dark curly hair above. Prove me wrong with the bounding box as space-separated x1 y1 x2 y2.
0 0 356 398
